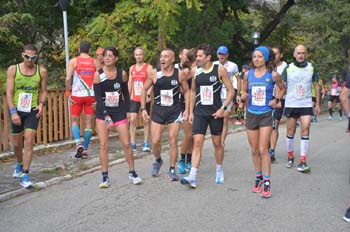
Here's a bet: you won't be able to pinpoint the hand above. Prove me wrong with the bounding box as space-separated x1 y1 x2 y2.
269 99 280 108
68 96 76 105
182 110 188 121
236 95 241 104
91 102 96 110
34 104 44 118
142 109 150 122
315 105 321 116
212 108 225 119
189 113 194 124
105 116 114 130
11 113 21 126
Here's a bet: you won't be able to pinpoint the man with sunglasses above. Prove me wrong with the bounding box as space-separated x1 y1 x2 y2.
6 44 48 188
65 41 100 158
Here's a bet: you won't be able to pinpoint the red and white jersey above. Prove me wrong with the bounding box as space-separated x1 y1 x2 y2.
72 56 96 97
130 63 149 102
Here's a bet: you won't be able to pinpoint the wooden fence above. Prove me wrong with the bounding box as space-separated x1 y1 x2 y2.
0 89 145 152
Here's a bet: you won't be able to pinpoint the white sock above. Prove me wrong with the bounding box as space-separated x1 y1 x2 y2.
286 135 294 153
300 136 309 158
190 167 197 179
216 164 223 172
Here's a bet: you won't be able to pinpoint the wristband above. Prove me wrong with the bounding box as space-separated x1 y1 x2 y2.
9 107 17 115
40 102 46 106
65 90 71 97
274 98 280 104
221 105 228 111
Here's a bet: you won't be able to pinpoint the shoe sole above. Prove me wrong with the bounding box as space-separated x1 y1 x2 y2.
20 182 33 188
297 167 311 173
180 178 196 188
129 177 142 185
13 173 23 178
343 216 350 223
261 193 272 198
99 184 110 188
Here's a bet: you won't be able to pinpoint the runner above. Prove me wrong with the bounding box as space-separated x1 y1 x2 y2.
282 44 320 173
177 48 197 174
269 45 287 162
340 72 350 222
65 41 100 158
141 48 190 181
93 47 142 188
181 43 234 188
327 74 343 120
213 45 240 146
241 46 285 198
128 47 153 152
6 44 48 188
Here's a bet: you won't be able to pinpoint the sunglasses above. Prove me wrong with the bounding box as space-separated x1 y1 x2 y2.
23 54 38 61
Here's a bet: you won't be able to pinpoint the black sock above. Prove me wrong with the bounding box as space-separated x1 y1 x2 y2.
169 167 175 172
23 169 29 174
186 154 192 163
156 158 162 163
102 171 108 181
339 109 343 117
180 153 186 161
129 170 137 177
329 108 333 116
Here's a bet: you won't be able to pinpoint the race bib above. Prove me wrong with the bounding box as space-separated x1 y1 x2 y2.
134 80 143 96
252 86 266 106
17 92 32 112
160 89 173 106
105 92 119 107
296 83 305 99
200 85 213 105
221 86 227 99
331 88 337 96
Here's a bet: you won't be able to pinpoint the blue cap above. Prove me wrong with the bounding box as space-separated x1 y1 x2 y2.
242 64 249 70
217 46 229 55
254 46 269 62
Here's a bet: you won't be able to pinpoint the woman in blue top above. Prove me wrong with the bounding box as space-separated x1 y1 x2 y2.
241 46 285 198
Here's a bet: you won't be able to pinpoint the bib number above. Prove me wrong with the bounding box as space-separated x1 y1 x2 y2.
17 93 32 112
134 80 143 96
251 86 266 106
296 83 305 99
105 92 119 107
160 89 173 106
200 85 213 105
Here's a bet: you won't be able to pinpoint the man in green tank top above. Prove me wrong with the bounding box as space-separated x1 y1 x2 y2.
6 44 48 188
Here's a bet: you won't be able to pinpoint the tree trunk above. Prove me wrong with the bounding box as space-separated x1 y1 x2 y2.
341 33 349 81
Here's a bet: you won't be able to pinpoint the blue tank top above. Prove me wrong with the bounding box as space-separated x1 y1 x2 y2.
247 69 274 114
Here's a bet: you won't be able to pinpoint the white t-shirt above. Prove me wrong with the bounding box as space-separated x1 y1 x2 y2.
213 60 239 99
276 61 287 75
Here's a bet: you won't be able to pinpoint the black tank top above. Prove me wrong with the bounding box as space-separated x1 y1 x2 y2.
194 64 222 116
153 68 180 107
96 68 127 117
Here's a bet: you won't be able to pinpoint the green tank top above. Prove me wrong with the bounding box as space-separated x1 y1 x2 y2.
14 64 41 109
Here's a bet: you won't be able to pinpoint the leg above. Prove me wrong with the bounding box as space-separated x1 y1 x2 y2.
247 129 261 173
150 121 163 160
221 112 230 146
259 127 273 178
167 122 180 168
297 115 312 172
22 129 36 172
129 112 138 145
82 114 94 155
11 133 24 164
286 116 297 167
96 120 109 172
116 122 134 170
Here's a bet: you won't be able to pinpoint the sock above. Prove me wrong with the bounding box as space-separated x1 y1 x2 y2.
72 125 81 144
186 153 192 163
169 167 175 172
102 171 108 181
216 164 223 172
23 169 29 174
286 135 294 156
339 109 343 117
180 153 186 161
129 170 137 177
263 175 270 181
156 158 162 163
256 171 263 180
83 129 92 150
300 136 309 161
190 167 197 179
329 108 333 116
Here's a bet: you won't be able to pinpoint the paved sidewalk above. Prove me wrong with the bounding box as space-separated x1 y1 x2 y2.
0 122 245 201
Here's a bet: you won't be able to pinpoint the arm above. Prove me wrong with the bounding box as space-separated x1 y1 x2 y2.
146 64 154 103
313 67 321 115
241 71 248 102
213 66 234 119
189 68 196 124
121 70 130 113
140 69 155 121
179 69 190 120
6 65 21 125
65 58 75 92
35 66 48 117
128 65 133 99
270 71 286 108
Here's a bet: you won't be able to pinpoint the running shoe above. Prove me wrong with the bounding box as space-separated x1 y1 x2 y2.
13 164 23 178
343 207 350 223
339 116 343 121
216 169 224 184
81 149 88 159
131 143 137 152
152 159 163 177
269 149 276 163
20 174 33 188
169 169 179 181
327 115 333 120
297 162 311 173
75 144 84 158
129 172 142 185
185 161 192 171
177 160 186 174
142 142 151 152
99 177 110 188
286 157 294 168
181 176 197 188
261 181 271 198
252 179 263 193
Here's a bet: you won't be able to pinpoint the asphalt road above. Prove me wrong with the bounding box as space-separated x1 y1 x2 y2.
0 115 349 232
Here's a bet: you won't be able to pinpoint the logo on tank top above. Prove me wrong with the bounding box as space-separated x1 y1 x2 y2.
209 75 217 82
266 77 270 83
114 82 120 90
171 80 178 86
